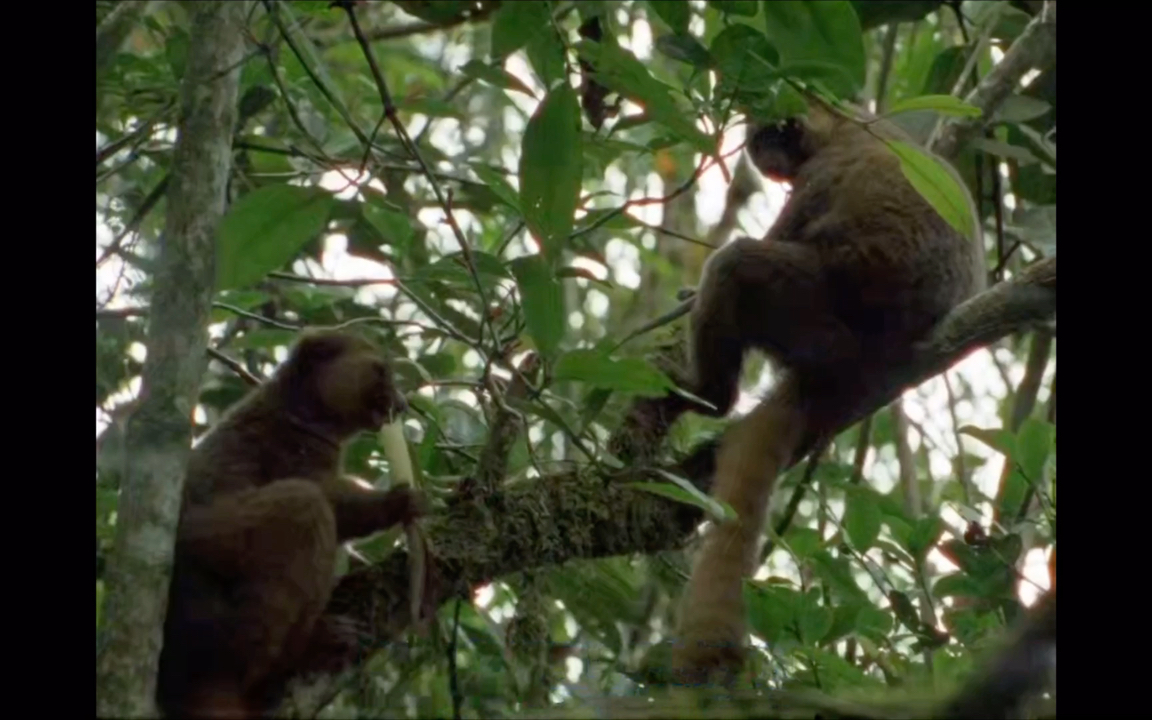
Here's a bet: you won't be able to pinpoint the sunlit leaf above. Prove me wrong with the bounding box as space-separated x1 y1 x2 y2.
217 185 335 291
886 94 981 118
519 84 582 260
509 255 564 358
554 349 674 396
887 140 977 241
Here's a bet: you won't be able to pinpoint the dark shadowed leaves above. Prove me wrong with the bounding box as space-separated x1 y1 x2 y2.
761 0 865 96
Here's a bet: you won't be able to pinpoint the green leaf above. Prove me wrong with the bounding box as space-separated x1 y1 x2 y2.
459 59 537 98
907 516 943 560
361 199 415 250
886 94 982 119
798 589 834 645
970 137 1040 165
804 647 876 690
784 527 822 559
760 0 866 97
886 140 977 241
710 0 760 17
746 583 798 645
578 386 613 432
554 349 674 396
1016 418 1054 483
810 551 869 604
470 164 521 212
647 0 691 32
1008 205 1056 251
958 425 1016 457
825 602 862 645
626 478 732 521
710 24 780 94
856 604 893 641
654 470 736 521
398 96 464 119
490 1 550 59
655 33 712 68
850 0 941 30
525 26 567 89
654 470 732 518
888 590 920 630
519 84 583 261
575 41 713 153
217 185 335 291
933 573 985 601
921 46 968 96
228 328 298 350
998 467 1030 522
993 95 1051 124
843 486 882 551
509 255 564 358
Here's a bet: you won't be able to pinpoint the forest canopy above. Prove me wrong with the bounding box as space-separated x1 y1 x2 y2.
96 1 1056 717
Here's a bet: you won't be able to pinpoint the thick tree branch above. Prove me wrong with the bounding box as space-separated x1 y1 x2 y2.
96 3 247 716
293 258 1055 690
933 1 1057 159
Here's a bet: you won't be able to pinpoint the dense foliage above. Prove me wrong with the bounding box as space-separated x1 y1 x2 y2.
96 1 1055 717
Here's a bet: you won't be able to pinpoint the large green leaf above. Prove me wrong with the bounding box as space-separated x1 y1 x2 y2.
646 0 690 32
519 84 583 261
626 471 733 522
886 94 982 119
746 583 798 645
798 588 834 645
760 1 866 97
843 486 882 551
907 516 943 560
490 1 550 59
710 23 780 94
1016 418 1055 483
524 24 567 89
887 140 977 241
509 255 564 358
217 185 335 291
553 349 674 396
575 41 713 153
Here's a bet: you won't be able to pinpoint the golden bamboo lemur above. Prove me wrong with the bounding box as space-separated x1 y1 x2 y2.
669 98 986 685
157 330 430 718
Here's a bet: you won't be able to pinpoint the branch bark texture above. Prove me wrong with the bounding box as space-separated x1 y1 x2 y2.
96 3 247 716
317 258 1056 666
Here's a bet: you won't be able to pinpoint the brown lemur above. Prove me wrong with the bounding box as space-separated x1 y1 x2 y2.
625 97 986 685
156 330 432 718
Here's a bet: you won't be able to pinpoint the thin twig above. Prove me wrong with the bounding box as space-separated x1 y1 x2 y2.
338 1 492 347
207 347 262 386
268 271 398 286
212 302 301 330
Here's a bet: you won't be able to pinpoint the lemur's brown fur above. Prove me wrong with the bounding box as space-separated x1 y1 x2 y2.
662 99 984 685
156 330 426 718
